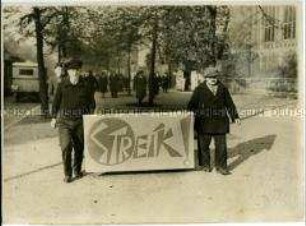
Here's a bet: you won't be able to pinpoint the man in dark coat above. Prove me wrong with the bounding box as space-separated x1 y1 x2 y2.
188 66 241 175
117 73 124 92
133 70 147 106
161 73 169 93
153 73 160 95
51 57 91 183
84 70 98 113
98 72 108 97
109 73 119 98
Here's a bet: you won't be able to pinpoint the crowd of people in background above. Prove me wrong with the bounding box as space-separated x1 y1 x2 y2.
54 62 173 106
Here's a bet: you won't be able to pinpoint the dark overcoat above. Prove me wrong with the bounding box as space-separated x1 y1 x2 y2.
84 75 98 111
98 75 108 93
52 77 91 119
188 81 239 134
134 75 147 99
109 74 119 92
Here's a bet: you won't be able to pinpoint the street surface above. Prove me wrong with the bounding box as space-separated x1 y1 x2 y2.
3 96 40 129
2 90 304 224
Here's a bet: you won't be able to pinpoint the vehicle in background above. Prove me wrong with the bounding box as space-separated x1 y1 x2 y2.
11 61 40 102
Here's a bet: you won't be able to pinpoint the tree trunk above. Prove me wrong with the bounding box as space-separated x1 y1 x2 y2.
57 23 63 62
184 72 190 91
61 7 69 58
148 15 158 106
207 6 217 66
183 62 191 91
57 43 61 63
218 6 230 60
248 45 253 77
167 61 173 88
127 48 132 95
34 7 49 116
57 6 69 62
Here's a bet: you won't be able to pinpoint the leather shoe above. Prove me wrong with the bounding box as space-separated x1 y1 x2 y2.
74 171 84 179
217 168 232 175
64 176 72 183
202 166 212 172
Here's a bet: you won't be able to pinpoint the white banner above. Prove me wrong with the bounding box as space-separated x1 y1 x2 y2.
83 113 194 173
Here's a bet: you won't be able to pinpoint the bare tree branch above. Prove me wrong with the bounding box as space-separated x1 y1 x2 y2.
258 5 282 29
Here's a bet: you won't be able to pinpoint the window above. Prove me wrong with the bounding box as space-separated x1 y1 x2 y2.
283 6 296 39
264 6 275 42
19 69 34 76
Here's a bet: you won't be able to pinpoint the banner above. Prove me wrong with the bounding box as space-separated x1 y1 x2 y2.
83 113 194 173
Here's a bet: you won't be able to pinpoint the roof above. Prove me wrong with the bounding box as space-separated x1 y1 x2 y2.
12 61 38 67
4 49 23 62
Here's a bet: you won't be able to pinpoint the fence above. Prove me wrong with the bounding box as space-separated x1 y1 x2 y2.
220 77 298 98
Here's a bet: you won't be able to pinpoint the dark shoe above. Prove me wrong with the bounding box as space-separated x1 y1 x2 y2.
64 176 72 183
74 171 84 180
217 168 232 175
202 166 213 172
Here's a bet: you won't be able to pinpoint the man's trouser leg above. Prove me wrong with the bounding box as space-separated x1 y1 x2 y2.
71 119 84 176
198 134 212 167
58 121 73 177
89 100 96 114
214 134 228 170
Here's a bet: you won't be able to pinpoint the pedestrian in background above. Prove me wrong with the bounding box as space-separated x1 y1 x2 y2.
153 73 160 95
109 73 119 98
133 70 147 106
98 72 108 98
51 57 90 183
54 62 67 83
85 70 98 113
188 65 241 175
117 73 124 93
161 73 169 93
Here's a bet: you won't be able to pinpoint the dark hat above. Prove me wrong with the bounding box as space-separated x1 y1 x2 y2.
204 66 219 78
64 57 83 70
137 70 144 75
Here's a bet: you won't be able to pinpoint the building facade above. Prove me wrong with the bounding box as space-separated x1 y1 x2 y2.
229 5 297 78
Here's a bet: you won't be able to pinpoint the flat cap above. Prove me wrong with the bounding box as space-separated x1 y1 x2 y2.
64 57 83 70
204 66 219 78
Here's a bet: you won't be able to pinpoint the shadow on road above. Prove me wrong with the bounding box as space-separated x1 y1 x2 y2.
228 134 277 171
99 168 193 177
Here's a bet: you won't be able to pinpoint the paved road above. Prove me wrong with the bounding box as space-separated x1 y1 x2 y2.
3 91 304 224
3 96 41 129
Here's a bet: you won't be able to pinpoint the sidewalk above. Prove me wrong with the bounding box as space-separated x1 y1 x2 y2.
3 91 304 224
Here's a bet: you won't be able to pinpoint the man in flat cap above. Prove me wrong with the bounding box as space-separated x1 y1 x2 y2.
188 65 240 175
51 57 91 183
